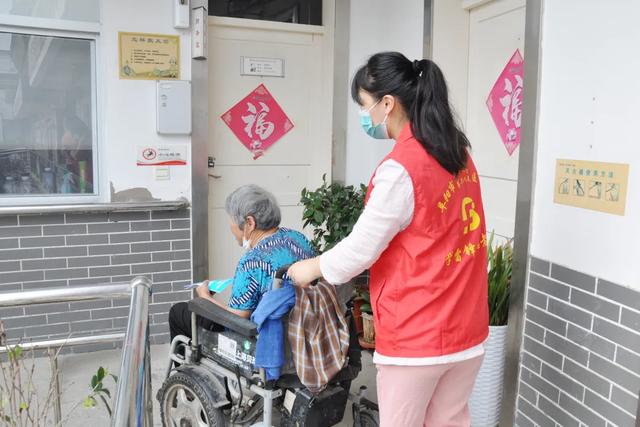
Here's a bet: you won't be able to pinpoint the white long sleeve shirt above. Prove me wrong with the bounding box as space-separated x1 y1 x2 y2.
320 159 485 366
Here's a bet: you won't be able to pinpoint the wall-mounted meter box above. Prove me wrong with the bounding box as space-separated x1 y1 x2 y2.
174 0 190 28
156 80 191 135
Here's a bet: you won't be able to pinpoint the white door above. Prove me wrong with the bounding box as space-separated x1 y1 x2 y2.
207 11 334 289
464 0 526 239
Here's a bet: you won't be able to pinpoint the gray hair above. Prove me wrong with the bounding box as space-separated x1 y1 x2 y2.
225 185 281 230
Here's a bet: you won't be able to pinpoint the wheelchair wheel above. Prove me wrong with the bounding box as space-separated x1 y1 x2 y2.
159 369 226 427
353 408 379 427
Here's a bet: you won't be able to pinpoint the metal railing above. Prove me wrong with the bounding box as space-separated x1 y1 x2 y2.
0 277 153 426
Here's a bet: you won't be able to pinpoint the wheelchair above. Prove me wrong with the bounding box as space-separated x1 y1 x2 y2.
157 268 379 427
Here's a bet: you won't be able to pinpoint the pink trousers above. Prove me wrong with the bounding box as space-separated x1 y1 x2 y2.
376 356 483 427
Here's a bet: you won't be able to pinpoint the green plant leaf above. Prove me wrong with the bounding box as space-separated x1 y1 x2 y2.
360 303 372 313
98 395 112 418
83 396 97 409
487 232 513 326
8 345 22 361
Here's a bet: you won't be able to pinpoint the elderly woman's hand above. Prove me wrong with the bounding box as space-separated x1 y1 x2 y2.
287 257 322 288
196 281 211 298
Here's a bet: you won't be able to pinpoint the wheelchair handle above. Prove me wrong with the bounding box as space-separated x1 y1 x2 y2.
275 265 289 280
273 264 318 289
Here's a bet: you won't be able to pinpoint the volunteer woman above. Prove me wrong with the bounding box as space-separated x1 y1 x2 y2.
287 52 489 427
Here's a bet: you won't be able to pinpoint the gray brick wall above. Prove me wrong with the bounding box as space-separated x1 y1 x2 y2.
0 208 192 352
516 257 640 427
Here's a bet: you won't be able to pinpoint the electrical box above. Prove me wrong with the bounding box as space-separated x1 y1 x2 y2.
174 0 190 28
156 80 191 135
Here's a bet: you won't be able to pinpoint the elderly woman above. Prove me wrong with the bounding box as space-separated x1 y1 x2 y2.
169 185 315 342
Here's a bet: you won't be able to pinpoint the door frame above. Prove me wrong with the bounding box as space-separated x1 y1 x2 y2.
500 1 542 425
190 1 336 283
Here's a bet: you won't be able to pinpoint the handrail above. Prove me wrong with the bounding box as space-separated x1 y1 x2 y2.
0 277 154 426
111 276 153 427
0 283 131 307
0 333 125 353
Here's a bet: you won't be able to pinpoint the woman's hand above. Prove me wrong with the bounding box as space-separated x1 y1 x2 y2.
287 257 322 288
196 281 211 298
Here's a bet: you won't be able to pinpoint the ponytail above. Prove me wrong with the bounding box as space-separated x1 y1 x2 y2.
411 59 469 174
352 52 470 175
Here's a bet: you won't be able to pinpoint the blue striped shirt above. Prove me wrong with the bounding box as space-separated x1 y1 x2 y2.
228 228 315 311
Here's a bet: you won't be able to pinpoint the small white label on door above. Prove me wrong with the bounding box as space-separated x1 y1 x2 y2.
241 57 285 77
217 334 237 361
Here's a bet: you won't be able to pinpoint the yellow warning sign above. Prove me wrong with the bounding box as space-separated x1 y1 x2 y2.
554 159 629 216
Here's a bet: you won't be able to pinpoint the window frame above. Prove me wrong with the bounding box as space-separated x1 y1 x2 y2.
0 15 103 206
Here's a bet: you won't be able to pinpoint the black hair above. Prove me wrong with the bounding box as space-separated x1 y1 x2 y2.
351 52 470 175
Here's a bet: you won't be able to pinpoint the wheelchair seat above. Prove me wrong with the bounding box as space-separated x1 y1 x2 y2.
188 296 361 391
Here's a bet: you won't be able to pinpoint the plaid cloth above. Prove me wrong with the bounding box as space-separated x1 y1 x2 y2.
288 281 350 394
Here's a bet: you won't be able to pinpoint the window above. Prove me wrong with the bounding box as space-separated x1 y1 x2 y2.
0 0 100 23
210 0 322 26
0 32 96 197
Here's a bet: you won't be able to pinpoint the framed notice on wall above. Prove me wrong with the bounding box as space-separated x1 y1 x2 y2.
119 32 180 80
554 159 629 216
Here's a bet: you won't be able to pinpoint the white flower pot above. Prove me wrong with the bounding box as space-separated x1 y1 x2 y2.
469 325 508 427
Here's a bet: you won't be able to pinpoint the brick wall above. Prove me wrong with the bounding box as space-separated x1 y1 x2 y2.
516 257 640 427
0 208 192 352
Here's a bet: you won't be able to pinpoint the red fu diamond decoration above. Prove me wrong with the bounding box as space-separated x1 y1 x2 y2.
486 49 524 156
221 84 294 160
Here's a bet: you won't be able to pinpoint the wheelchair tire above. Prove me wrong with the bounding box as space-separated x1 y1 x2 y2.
159 369 226 427
354 409 379 427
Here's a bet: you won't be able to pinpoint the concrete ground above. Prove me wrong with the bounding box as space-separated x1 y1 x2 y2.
5 344 377 426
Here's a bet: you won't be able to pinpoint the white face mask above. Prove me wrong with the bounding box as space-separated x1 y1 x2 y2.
242 236 251 250
241 222 252 250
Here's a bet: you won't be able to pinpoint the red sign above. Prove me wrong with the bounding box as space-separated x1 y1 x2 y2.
486 49 524 156
221 84 294 159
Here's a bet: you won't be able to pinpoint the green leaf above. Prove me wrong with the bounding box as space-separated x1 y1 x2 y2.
97 367 106 380
487 232 513 326
110 374 119 383
98 395 112 417
313 211 324 225
91 375 98 389
83 396 97 408
18 402 28 413
8 345 23 361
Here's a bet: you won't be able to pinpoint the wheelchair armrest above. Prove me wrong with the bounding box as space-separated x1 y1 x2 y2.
188 297 258 337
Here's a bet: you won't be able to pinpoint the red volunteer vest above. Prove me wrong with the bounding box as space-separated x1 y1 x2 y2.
367 124 489 357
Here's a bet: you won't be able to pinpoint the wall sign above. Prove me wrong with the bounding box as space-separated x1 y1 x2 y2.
241 57 285 77
119 32 180 80
220 84 294 160
487 49 524 156
554 159 629 216
137 145 187 166
192 7 207 60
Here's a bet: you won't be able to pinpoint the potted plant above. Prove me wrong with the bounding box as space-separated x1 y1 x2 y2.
469 233 512 427
300 176 374 345
300 175 367 254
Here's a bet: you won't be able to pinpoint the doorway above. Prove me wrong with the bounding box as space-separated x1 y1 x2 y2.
206 3 334 293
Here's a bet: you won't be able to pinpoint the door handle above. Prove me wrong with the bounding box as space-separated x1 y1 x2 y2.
208 156 221 179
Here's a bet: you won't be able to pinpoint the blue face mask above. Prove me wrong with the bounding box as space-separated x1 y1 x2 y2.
359 100 390 139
